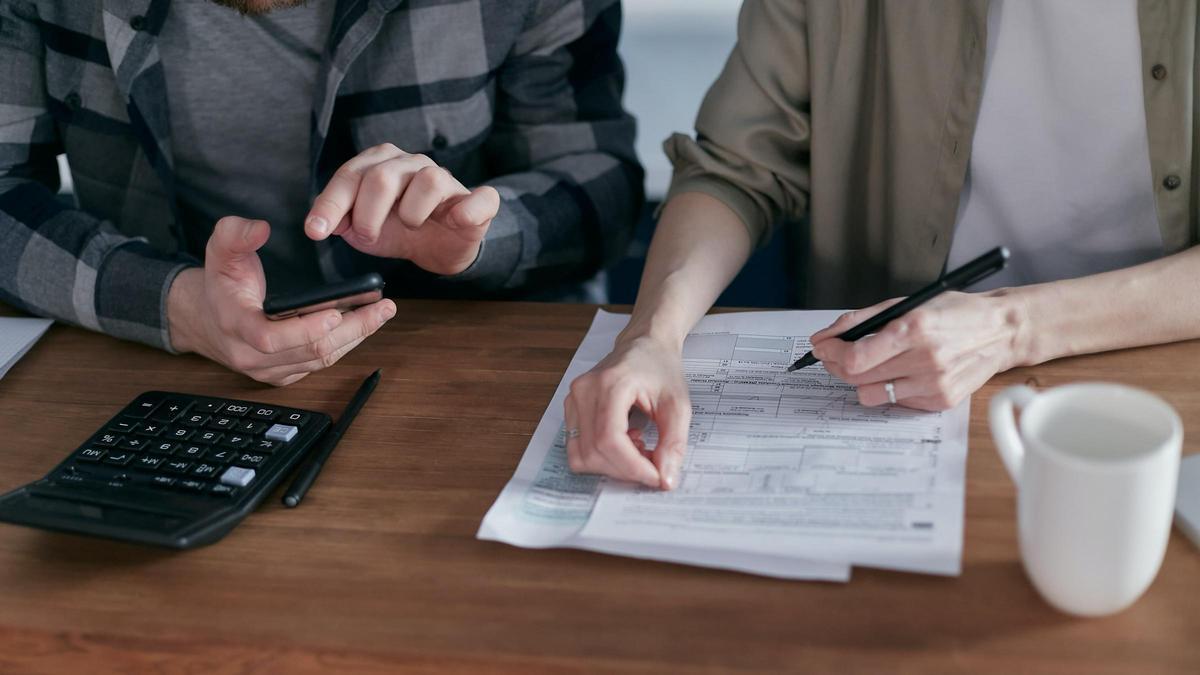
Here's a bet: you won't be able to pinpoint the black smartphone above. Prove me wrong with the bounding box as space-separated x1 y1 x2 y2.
262 273 386 320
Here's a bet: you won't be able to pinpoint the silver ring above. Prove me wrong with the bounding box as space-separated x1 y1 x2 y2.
566 427 581 439
884 381 897 405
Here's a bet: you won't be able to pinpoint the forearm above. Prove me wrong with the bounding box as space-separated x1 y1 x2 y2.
1010 246 1200 366
619 191 754 350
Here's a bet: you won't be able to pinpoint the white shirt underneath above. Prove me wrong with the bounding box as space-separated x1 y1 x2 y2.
947 0 1163 289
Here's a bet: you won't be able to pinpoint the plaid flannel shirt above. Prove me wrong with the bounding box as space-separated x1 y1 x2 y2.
0 0 643 350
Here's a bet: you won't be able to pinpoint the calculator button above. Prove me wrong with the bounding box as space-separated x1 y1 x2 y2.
165 428 193 441
151 399 190 422
147 475 176 489
280 411 309 427
191 462 221 478
136 423 164 437
192 400 224 415
149 441 178 455
210 484 239 498
103 451 135 466
107 418 139 434
250 407 278 421
223 403 252 416
194 430 223 445
126 394 163 418
235 420 267 435
133 455 165 470
181 413 210 428
78 447 106 462
119 437 149 452
176 444 206 460
219 466 256 487
264 424 298 443
95 433 122 448
221 434 252 450
253 439 282 454
207 416 237 431
205 448 237 463
176 479 208 493
235 453 267 468
163 460 192 474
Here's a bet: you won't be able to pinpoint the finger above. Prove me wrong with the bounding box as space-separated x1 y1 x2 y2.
651 396 691 490
856 377 920 407
441 185 500 234
828 346 944 387
251 334 370 384
282 299 395 367
206 217 269 269
592 388 660 487
305 143 408 240
564 394 622 477
814 327 913 379
234 309 344 355
810 297 905 343
395 166 468 230
349 156 436 244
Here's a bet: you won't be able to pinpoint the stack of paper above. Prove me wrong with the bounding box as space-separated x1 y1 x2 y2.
0 317 53 381
478 310 969 581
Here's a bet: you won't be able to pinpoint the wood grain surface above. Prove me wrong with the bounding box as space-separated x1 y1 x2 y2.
0 300 1197 674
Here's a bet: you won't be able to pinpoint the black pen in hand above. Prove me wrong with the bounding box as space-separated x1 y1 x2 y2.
282 369 382 507
787 247 1010 372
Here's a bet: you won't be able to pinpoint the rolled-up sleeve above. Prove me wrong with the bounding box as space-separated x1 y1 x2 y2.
664 0 812 247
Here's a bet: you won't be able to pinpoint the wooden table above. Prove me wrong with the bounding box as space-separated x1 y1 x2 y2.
0 301 1197 673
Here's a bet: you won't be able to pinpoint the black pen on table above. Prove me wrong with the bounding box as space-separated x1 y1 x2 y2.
282 369 381 507
787 246 1011 373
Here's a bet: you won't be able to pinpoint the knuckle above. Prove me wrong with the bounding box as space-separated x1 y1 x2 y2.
227 350 257 374
567 452 587 474
362 163 394 189
309 336 336 363
906 310 934 336
369 142 400 155
411 153 433 166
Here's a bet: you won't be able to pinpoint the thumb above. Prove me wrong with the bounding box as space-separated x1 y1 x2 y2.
652 395 692 490
446 185 500 234
206 217 270 266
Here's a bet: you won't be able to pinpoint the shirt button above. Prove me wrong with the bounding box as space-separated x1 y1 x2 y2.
1163 174 1182 190
1151 64 1168 81
65 92 82 111
432 133 448 150
130 15 147 31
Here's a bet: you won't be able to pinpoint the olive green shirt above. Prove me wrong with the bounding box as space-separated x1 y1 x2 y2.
666 0 1196 308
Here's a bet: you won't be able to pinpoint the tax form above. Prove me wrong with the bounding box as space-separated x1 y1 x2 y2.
478 310 969 579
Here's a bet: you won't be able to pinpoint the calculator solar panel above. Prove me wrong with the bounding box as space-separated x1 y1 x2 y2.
0 391 331 548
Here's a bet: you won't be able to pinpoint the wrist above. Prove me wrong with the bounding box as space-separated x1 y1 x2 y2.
166 268 205 354
987 287 1038 368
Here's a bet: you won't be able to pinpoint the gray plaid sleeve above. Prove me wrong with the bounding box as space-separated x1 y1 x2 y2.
452 0 643 291
0 0 193 350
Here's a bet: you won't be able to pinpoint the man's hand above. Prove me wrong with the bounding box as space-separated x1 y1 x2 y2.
167 216 396 386
564 335 693 490
303 143 500 275
810 291 1030 411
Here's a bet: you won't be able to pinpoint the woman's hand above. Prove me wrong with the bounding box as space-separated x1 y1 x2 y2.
810 291 1030 411
564 335 692 490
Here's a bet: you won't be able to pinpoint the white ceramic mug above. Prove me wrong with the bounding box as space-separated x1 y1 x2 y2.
989 383 1182 616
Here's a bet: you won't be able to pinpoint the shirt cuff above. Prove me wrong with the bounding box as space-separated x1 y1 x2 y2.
94 240 197 353
663 134 772 247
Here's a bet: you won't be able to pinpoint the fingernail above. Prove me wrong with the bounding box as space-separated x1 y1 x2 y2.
662 454 680 490
307 215 329 237
241 220 258 241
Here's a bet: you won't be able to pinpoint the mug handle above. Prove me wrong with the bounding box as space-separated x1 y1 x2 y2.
988 385 1038 483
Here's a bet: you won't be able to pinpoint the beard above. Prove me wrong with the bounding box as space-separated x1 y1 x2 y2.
208 0 308 15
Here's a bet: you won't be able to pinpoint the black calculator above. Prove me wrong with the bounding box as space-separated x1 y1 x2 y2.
0 391 331 548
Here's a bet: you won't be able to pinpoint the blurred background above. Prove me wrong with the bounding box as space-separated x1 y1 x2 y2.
611 0 794 307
